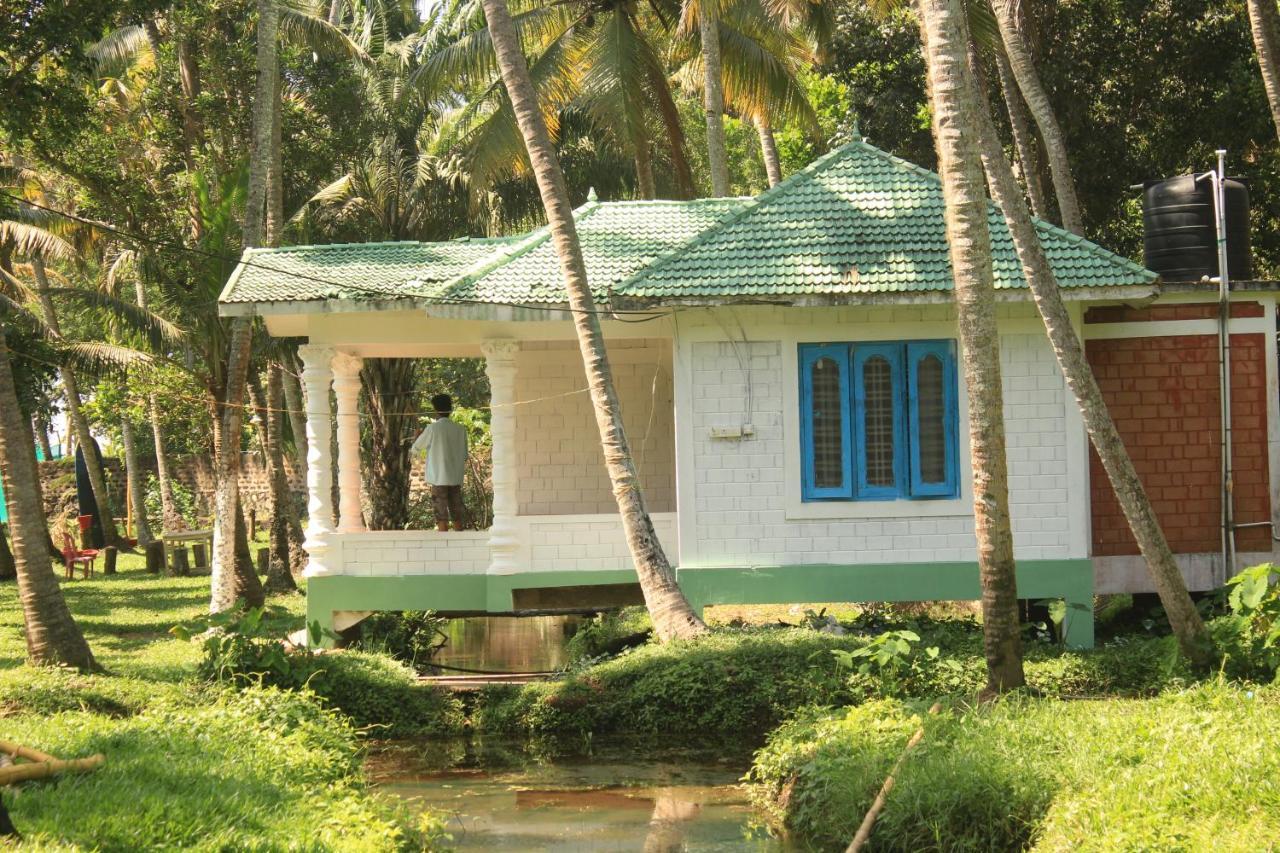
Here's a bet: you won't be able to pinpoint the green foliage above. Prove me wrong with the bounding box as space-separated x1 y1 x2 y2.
144 471 201 529
355 610 451 671
174 605 465 737
1218 563 1280 677
749 684 1280 852
564 606 654 665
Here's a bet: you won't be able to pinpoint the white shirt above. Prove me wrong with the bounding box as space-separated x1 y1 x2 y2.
410 416 468 486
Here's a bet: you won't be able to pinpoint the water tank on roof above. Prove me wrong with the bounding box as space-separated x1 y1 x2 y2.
1142 173 1251 281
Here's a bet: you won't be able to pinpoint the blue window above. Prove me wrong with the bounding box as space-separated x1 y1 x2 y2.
799 341 958 501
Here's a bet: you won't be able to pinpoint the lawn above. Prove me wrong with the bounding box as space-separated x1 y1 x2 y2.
0 552 441 850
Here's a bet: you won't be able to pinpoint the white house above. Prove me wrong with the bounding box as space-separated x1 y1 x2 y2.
220 141 1280 648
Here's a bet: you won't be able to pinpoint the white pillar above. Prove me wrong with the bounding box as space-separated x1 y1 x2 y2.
482 339 520 572
332 352 365 534
297 344 336 575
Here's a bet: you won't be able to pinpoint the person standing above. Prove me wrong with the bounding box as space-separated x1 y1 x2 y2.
411 394 469 531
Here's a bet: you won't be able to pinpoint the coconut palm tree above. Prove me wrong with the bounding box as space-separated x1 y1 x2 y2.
988 0 1082 235
917 0 1024 693
211 0 278 614
416 0 699 201
1247 0 1280 144
479 0 708 641
0 318 99 672
669 0 825 188
963 46 1215 668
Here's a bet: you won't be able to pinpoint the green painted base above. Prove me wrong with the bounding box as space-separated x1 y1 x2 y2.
306 559 1095 649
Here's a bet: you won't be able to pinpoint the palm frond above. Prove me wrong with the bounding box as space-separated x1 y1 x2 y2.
0 220 80 263
56 341 154 378
87 25 153 79
280 3 375 65
41 286 185 350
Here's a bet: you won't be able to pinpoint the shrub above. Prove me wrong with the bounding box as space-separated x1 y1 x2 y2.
749 683 1280 852
354 610 450 672
563 607 653 664
175 607 464 737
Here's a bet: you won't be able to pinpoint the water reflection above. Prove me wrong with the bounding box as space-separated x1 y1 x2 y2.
431 616 583 673
367 739 784 851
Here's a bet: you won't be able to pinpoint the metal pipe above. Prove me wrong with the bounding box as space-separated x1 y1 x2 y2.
1207 151 1236 583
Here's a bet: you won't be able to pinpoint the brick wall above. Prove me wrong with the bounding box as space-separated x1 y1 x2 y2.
685 313 1075 568
1085 332 1272 555
514 339 675 516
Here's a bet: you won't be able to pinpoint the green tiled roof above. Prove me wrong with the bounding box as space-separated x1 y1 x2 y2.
434 197 749 304
615 141 1157 299
219 238 518 305
220 141 1154 310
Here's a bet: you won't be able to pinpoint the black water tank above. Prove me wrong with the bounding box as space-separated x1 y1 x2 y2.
1142 173 1251 281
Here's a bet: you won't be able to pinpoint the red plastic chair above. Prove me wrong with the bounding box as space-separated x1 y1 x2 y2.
61 530 98 580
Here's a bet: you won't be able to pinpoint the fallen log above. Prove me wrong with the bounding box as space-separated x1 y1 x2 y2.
0 754 105 786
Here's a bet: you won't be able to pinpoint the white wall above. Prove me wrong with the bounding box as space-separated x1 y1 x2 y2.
673 304 1088 569
514 339 675 516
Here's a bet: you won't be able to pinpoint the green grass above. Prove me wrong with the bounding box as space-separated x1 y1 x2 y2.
0 550 445 850
749 683 1280 852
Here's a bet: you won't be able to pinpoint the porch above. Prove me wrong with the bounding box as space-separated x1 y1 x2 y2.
293 331 677 600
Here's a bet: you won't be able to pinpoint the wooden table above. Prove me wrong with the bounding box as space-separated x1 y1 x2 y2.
162 529 213 572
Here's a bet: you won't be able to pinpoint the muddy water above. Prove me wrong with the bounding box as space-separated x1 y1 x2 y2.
367 739 785 851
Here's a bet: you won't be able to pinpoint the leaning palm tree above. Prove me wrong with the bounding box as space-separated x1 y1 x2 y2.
917 0 1024 693
479 0 708 641
964 46 1214 667
0 316 99 672
988 0 1082 235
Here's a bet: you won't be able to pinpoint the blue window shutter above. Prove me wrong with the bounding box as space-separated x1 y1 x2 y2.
799 344 853 500
907 340 959 498
852 343 906 499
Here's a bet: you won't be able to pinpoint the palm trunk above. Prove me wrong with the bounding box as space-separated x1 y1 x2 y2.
33 415 53 460
31 258 123 548
210 396 265 608
992 44 1049 220
120 418 153 547
756 116 782 187
966 52 1215 668
212 0 276 613
648 65 697 200
1248 0 1280 143
989 0 1083 236
918 0 1025 694
282 351 308 479
480 0 708 641
266 75 285 246
634 138 656 200
0 523 13 581
361 358 419 530
134 278 181 531
0 321 98 671
698 6 731 197
250 369 296 593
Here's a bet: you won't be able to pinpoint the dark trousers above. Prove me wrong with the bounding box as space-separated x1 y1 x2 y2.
431 484 467 530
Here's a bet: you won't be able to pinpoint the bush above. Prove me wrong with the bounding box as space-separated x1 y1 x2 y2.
354 610 450 672
749 683 1280 852
563 607 652 664
177 607 464 737
306 651 465 737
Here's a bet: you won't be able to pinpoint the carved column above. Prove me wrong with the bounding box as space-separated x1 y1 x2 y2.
297 344 336 575
331 352 365 534
482 339 520 573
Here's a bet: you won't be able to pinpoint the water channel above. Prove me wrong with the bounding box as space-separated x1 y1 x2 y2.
367 738 786 851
